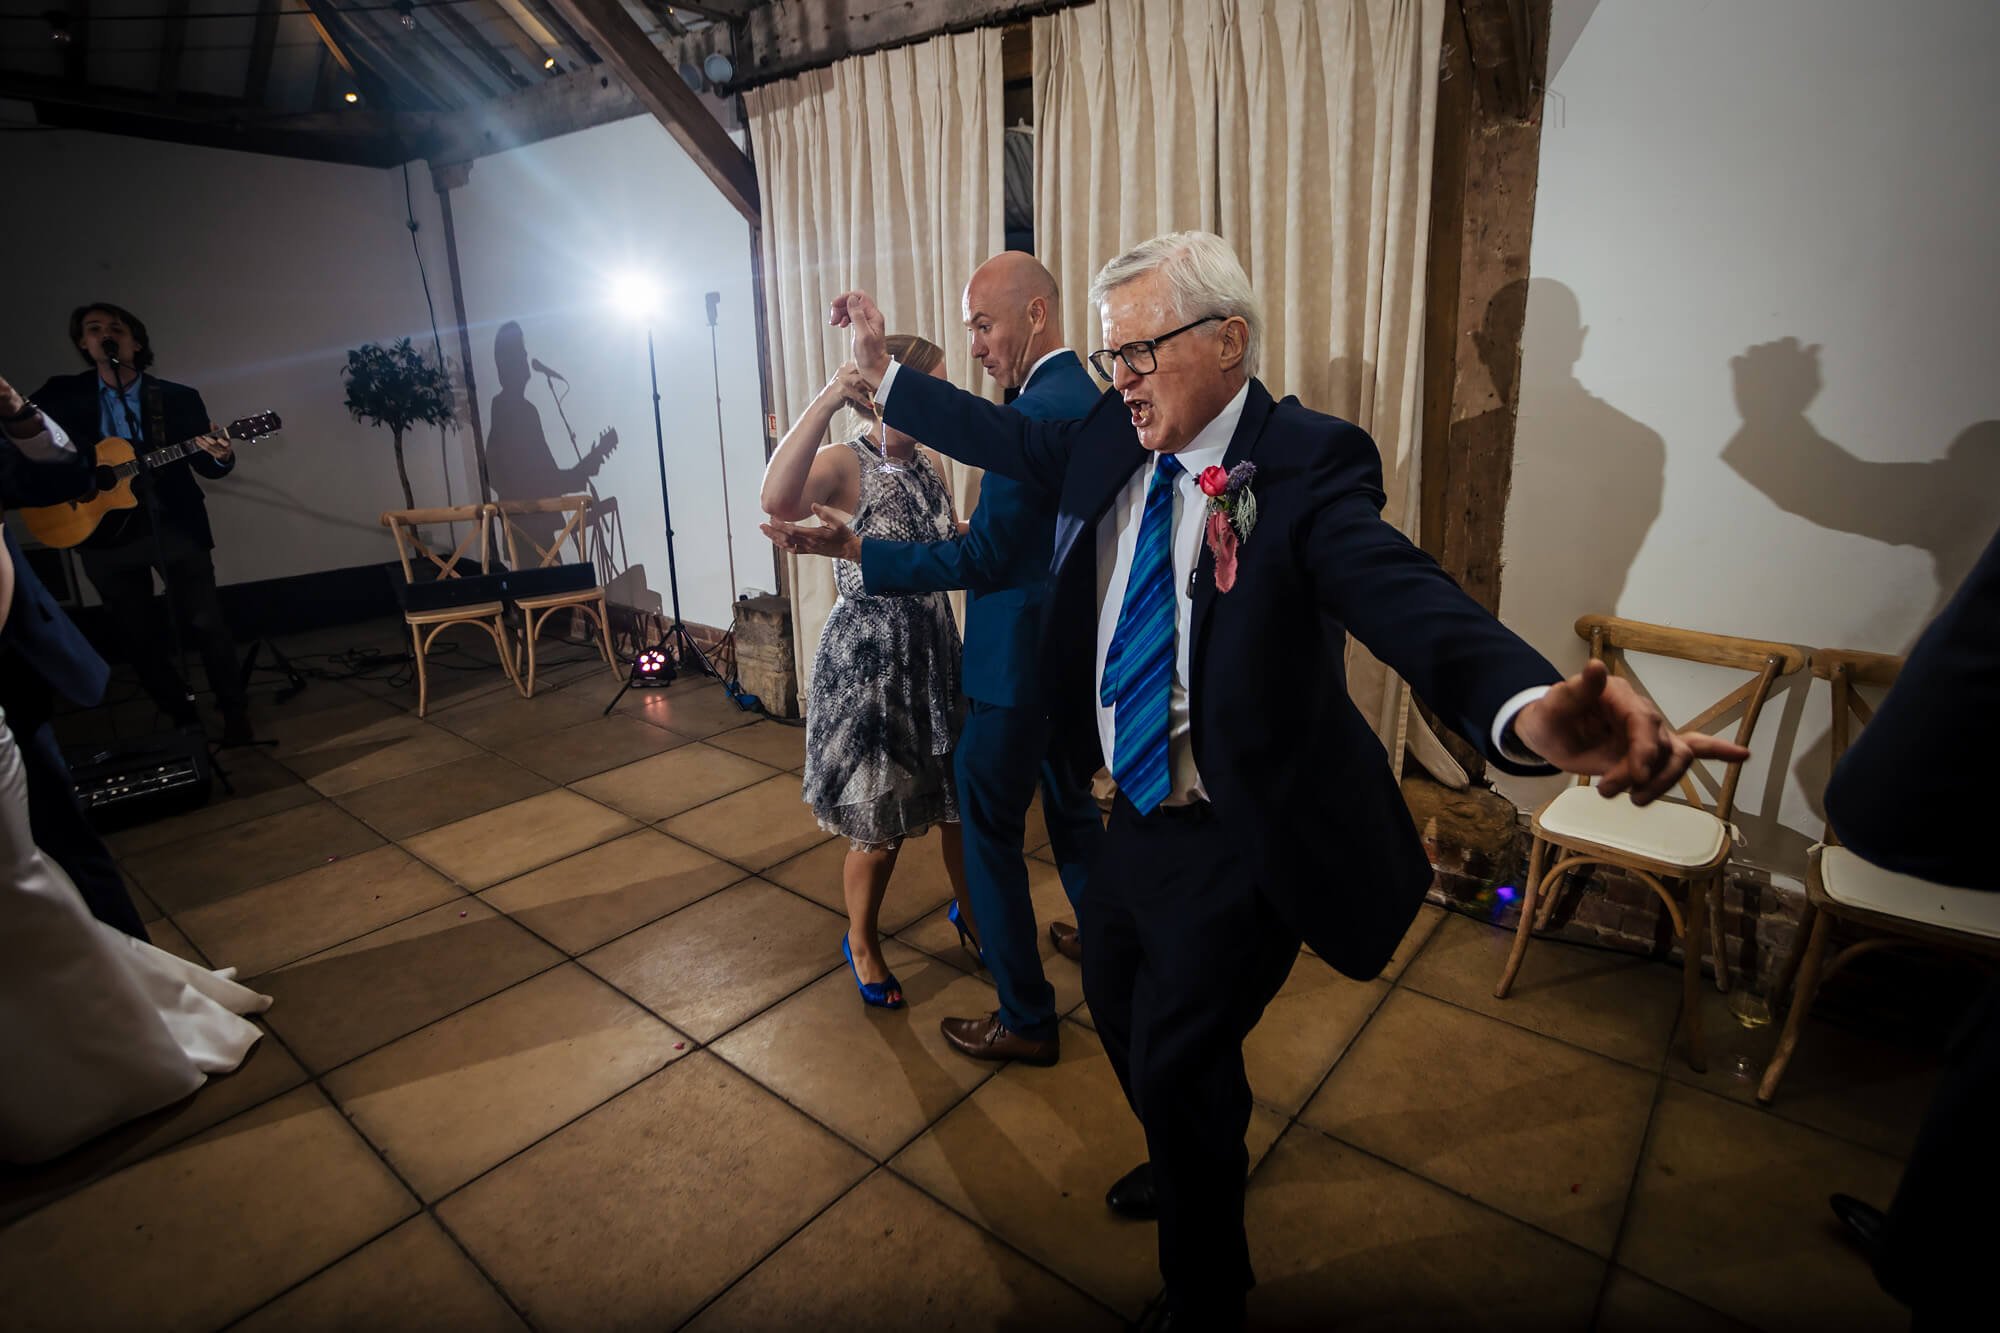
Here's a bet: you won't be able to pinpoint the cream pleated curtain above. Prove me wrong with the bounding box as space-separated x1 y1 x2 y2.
746 30 1005 691
1034 0 1445 768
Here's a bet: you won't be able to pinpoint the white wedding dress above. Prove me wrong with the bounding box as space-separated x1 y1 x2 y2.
0 711 272 1165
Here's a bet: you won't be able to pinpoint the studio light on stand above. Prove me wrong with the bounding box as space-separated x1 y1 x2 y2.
602 271 722 717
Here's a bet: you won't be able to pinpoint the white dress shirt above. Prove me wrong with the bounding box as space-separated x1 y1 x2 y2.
875 361 1549 780
9 413 75 463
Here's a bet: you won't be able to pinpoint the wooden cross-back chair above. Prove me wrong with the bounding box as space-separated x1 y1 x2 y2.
381 504 524 717
1757 649 2000 1103
491 495 619 696
1494 615 1808 1072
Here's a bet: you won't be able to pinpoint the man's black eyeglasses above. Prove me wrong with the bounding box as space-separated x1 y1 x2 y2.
1088 315 1222 381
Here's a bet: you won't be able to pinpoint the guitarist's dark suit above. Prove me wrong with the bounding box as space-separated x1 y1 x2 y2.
0 421 144 939
31 370 245 729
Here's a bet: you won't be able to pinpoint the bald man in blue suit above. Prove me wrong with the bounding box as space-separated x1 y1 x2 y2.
797 254 1105 1066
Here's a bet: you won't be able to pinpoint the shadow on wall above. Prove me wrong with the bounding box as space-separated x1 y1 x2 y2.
1499 278 1667 672
486 320 658 614
1721 334 2000 823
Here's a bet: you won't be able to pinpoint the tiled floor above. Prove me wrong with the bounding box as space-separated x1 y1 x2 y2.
0 620 1937 1330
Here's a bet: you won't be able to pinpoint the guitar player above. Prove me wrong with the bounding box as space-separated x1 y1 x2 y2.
29 302 253 747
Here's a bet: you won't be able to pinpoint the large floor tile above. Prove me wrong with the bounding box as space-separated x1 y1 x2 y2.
261 694 422 759
1243 1126 1605 1329
480 827 746 955
105 749 316 857
121 800 385 914
766 827 957 936
495 713 697 784
332 753 554 840
571 742 777 823
1595 1266 1754 1332
0 1030 306 1228
176 844 461 978
429 679 621 748
1303 988 1657 1256
705 719 808 772
684 1169 1119 1333
636 681 761 740
0 1086 415 1333
437 1054 870 1333
888 1023 1160 1317
711 943 1000 1159
325 965 687 1200
1670 987 1938 1158
404 789 639 890
1381 902 1448 981
1402 912 1685 1069
284 721 483 797
234 1216 525 1333
582 878 844 1041
661 773 828 872
1618 1082 1907 1330
1244 956 1389 1115
258 896 562 1072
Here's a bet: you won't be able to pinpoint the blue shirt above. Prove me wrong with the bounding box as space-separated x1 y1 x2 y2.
98 374 146 442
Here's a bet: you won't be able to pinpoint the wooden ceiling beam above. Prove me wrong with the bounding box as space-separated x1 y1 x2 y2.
245 0 282 106
412 65 642 164
433 1 533 91
156 0 191 104
1457 0 1539 123
296 0 400 108
477 0 559 72
522 0 602 66
546 0 757 223
335 2 464 109
730 0 1088 90
15 74 406 167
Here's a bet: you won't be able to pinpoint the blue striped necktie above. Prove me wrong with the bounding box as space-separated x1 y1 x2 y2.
1101 453 1184 814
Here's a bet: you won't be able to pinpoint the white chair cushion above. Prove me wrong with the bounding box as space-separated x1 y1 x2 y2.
1819 846 2000 941
1535 787 1729 868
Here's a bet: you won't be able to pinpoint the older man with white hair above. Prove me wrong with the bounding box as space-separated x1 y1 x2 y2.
787 232 1746 1329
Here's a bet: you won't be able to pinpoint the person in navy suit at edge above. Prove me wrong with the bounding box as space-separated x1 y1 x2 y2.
767 253 1107 1068
774 232 1749 1331
0 371 145 941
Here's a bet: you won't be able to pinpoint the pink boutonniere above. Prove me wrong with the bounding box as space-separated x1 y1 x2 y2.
1197 462 1259 593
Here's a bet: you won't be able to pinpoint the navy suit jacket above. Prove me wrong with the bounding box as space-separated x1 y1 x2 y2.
31 369 234 551
881 370 1560 978
860 351 1101 707
1826 525 1999 892
0 430 112 716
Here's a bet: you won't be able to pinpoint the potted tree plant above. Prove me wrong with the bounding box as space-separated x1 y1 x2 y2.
342 338 457 512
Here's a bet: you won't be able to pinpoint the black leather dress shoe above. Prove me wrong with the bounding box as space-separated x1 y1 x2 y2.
1830 1193 1887 1256
1106 1161 1157 1220
1049 920 1083 963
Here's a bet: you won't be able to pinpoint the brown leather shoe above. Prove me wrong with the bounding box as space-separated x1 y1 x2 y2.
1049 919 1083 963
939 1013 1059 1066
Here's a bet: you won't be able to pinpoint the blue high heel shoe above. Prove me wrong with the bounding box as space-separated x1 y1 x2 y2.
948 901 985 969
843 934 904 1009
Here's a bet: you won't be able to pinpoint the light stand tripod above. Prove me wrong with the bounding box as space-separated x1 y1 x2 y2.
604 326 719 716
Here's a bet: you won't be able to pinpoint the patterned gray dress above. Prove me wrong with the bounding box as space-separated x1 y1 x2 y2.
803 434 964 848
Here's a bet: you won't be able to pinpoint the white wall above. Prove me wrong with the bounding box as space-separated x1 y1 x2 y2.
0 112 771 633
1497 0 2000 881
441 115 771 630
0 126 468 588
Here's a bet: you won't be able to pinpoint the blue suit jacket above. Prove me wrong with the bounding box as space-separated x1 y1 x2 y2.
0 432 112 717
880 369 1561 979
860 351 1102 707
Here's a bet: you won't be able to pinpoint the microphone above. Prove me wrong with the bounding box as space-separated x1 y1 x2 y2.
705 292 720 327
100 337 121 365
530 357 567 383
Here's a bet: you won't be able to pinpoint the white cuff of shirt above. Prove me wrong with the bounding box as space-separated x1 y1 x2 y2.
9 415 74 462
1492 684 1553 766
875 357 902 405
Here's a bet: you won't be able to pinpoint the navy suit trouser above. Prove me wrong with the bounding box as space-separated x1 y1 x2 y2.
954 698 1104 1039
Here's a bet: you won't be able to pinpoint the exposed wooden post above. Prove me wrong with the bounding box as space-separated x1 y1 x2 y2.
430 161 492 504
547 0 760 224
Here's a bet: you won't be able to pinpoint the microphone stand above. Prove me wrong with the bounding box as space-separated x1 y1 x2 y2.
104 348 193 727
603 326 719 717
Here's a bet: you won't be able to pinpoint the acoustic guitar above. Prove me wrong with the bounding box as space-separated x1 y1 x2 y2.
18 412 282 549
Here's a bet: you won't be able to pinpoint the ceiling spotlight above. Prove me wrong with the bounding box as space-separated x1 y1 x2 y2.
395 0 416 30
343 90 360 104
544 56 559 71
44 10 72 44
